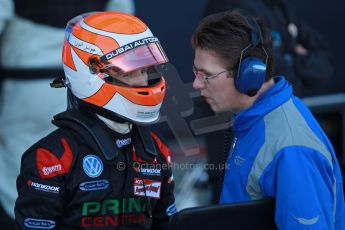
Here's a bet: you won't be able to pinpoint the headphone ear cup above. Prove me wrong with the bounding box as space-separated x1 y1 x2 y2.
235 57 266 97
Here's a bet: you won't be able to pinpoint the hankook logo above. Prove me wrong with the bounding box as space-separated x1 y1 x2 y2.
27 180 60 193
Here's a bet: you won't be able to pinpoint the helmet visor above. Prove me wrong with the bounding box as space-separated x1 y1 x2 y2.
100 41 168 75
103 64 167 87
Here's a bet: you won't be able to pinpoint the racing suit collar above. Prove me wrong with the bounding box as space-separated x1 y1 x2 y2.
97 114 133 134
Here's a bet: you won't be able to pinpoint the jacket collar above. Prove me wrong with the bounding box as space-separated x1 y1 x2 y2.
232 76 293 135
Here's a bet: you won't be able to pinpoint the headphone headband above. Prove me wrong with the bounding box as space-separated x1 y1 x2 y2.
245 16 264 47
237 15 268 72
234 15 268 97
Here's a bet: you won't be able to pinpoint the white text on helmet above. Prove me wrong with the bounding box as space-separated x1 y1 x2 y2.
102 37 159 62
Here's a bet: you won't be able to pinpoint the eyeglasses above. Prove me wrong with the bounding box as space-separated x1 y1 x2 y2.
192 65 230 84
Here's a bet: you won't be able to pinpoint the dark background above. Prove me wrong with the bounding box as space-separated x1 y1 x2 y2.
136 0 345 94
136 0 345 181
136 0 208 84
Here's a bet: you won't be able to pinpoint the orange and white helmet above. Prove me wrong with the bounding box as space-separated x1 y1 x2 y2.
62 11 168 124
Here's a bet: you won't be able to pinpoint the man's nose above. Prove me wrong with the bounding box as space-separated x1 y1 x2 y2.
192 77 205 89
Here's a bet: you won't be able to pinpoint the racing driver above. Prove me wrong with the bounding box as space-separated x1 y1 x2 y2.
15 11 177 229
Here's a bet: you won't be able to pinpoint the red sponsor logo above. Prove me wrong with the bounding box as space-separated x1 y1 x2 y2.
133 178 161 199
36 138 73 179
42 164 62 176
81 213 146 227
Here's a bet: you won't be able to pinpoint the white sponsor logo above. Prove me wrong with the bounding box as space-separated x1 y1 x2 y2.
140 168 161 176
234 155 245 166
42 164 62 176
166 203 177 216
28 180 60 193
293 215 320 225
116 137 132 148
134 178 161 199
105 37 159 60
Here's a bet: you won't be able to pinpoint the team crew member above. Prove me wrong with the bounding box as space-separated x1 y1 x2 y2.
15 11 176 229
191 9 345 229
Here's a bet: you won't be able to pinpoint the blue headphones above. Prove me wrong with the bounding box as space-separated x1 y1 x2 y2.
234 16 268 97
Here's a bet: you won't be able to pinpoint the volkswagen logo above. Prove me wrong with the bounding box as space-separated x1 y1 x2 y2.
83 155 103 178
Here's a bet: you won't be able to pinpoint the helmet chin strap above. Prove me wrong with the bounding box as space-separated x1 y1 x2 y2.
96 114 132 134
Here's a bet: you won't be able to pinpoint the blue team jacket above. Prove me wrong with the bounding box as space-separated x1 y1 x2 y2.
220 77 345 229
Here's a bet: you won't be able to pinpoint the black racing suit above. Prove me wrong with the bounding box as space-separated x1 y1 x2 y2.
15 109 176 229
